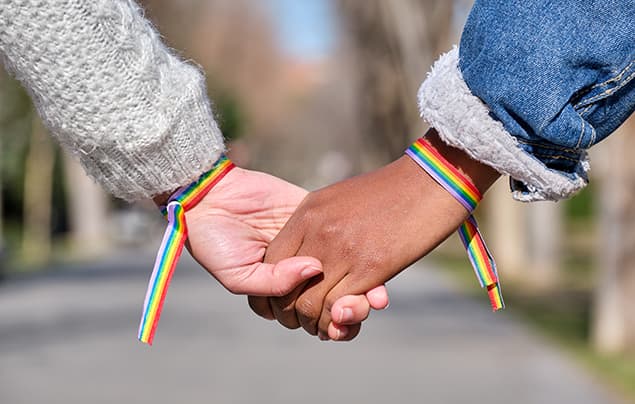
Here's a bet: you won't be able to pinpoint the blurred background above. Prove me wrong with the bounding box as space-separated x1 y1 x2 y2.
1 0 634 403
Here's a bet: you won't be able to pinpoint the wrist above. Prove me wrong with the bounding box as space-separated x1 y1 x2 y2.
423 128 500 196
151 155 236 210
380 154 472 232
405 129 505 311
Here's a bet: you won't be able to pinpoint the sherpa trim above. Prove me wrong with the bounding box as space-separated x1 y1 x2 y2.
417 46 590 202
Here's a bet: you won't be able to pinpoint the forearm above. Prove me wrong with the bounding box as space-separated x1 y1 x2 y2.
382 128 500 258
0 0 225 201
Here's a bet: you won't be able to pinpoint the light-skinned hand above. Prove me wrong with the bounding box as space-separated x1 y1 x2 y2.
159 166 390 335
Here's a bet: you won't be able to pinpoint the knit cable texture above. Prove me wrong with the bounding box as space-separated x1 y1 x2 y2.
0 0 225 201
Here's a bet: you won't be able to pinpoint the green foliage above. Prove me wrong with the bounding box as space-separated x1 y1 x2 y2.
205 75 246 142
564 183 596 221
0 75 33 220
213 91 245 142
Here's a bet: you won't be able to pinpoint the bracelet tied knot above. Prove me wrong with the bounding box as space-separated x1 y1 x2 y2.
138 155 235 345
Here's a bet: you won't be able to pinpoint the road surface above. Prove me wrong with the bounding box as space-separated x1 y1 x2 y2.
0 254 626 403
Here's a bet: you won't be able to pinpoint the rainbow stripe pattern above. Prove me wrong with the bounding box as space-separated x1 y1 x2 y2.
138 155 235 345
406 138 504 311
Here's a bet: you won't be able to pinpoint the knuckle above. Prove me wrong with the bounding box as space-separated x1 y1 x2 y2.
299 318 318 336
270 281 289 297
295 296 321 321
270 295 296 313
341 238 359 255
270 276 305 298
316 222 339 240
270 299 301 330
299 208 319 229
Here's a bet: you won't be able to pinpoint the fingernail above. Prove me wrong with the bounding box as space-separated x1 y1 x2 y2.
301 265 322 278
338 307 354 323
318 331 329 341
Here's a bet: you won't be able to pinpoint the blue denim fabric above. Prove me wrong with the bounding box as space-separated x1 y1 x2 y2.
459 0 635 189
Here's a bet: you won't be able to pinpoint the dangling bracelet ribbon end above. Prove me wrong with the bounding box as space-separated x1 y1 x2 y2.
137 155 234 345
406 138 505 312
487 283 505 312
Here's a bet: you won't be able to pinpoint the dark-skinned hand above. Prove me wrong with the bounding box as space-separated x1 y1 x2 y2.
248 131 500 340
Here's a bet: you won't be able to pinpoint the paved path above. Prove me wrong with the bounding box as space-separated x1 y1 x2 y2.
0 254 626 404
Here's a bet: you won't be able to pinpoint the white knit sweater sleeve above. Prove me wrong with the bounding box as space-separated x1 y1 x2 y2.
0 0 225 201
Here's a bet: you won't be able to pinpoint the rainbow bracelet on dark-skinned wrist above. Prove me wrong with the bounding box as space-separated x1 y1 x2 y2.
138 155 235 345
405 138 504 311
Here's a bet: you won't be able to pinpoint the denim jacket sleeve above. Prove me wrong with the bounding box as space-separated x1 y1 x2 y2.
418 0 635 202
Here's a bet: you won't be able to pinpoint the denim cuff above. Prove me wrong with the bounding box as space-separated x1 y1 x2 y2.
418 47 589 202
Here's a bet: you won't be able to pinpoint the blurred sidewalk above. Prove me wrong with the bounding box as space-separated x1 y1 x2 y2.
0 255 627 404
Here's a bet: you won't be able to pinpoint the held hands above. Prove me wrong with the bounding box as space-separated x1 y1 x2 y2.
249 133 500 341
167 131 498 342
179 166 389 333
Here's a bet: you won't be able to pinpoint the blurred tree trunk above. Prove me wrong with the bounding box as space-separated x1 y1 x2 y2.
487 181 562 288
487 180 528 279
21 116 54 264
592 116 635 354
338 0 453 167
63 153 109 256
526 202 562 287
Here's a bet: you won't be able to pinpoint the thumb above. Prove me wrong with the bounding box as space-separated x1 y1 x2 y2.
234 256 323 297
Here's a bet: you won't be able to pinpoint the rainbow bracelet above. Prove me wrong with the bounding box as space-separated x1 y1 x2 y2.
405 138 504 311
138 155 235 345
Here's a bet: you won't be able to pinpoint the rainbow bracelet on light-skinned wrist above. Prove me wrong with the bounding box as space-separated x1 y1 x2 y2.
405 138 504 311
138 155 235 345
